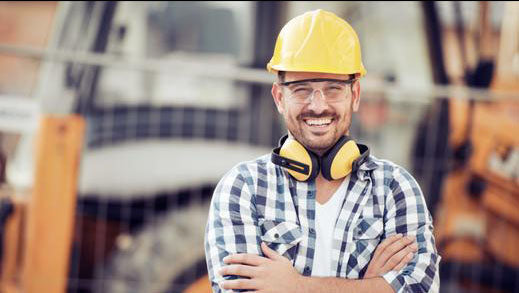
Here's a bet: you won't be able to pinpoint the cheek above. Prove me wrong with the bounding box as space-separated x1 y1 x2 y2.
334 104 348 118
335 105 353 127
284 106 301 121
343 100 354 116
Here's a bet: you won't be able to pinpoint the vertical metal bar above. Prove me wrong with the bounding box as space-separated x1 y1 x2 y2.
421 2 449 85
74 1 118 115
249 2 285 146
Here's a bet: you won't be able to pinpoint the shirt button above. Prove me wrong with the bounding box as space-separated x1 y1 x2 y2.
309 228 315 235
274 233 279 238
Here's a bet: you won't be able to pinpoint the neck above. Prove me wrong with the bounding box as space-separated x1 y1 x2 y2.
310 148 329 157
315 172 343 185
287 131 351 157
314 173 345 204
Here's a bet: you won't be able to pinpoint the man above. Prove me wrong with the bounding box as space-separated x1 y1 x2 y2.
205 9 440 293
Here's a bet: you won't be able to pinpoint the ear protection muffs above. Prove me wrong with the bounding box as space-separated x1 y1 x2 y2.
271 135 370 181
271 135 320 181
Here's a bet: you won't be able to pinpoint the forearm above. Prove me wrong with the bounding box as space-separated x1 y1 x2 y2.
299 276 394 293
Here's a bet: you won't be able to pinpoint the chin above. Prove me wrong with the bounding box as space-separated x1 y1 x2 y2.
302 136 337 152
289 125 341 151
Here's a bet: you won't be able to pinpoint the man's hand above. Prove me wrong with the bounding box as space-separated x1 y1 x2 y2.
218 242 302 293
364 234 417 278
218 234 417 292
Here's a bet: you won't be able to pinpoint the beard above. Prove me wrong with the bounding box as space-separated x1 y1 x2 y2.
286 110 352 155
297 126 339 153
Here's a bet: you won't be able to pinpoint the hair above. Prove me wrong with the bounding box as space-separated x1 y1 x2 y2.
277 71 285 83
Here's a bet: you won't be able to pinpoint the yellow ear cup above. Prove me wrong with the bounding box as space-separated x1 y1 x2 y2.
280 138 313 181
329 140 360 180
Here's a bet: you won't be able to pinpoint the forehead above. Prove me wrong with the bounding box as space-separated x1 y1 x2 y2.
284 71 351 83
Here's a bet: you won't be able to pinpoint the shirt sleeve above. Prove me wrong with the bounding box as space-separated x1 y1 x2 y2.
204 165 262 293
381 166 441 293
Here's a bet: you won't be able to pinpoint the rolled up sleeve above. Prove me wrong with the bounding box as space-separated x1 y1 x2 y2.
381 166 441 293
204 165 262 293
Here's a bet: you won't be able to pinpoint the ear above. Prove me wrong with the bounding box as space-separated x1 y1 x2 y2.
271 83 285 114
351 80 361 112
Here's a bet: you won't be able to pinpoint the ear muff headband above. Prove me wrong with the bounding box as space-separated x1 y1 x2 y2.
271 135 368 182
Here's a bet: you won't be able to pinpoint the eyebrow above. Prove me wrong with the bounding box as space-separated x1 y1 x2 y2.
279 78 356 86
287 82 311 88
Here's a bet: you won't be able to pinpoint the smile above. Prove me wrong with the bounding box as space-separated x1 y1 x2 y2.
303 117 334 127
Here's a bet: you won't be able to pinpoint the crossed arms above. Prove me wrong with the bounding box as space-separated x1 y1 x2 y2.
218 235 417 293
205 165 440 293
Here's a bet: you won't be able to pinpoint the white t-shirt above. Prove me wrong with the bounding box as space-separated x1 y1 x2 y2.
312 176 350 277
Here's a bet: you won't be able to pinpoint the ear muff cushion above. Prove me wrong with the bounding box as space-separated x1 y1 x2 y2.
279 137 319 181
331 140 360 179
322 137 360 180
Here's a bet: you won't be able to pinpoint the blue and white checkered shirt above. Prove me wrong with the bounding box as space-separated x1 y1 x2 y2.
205 154 440 293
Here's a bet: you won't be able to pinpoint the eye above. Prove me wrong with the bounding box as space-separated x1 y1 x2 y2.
325 86 344 92
292 87 312 94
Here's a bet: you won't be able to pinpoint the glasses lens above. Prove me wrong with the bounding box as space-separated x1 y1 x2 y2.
290 86 313 103
323 83 348 102
287 81 348 104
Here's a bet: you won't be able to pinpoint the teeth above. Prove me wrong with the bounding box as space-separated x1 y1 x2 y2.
306 119 332 126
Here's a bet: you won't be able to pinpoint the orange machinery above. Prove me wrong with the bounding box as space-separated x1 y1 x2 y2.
435 97 519 291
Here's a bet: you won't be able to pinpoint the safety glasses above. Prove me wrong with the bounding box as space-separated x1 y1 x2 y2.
279 78 356 104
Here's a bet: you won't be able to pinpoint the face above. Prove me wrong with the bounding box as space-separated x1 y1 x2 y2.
272 71 361 155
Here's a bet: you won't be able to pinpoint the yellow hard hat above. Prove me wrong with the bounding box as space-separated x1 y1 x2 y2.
267 9 366 77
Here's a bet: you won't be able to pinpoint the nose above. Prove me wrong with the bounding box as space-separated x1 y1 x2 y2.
307 89 329 113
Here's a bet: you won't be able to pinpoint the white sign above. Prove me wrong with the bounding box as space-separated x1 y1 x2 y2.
0 95 39 134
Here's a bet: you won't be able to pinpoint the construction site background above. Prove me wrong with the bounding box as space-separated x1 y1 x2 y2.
0 2 517 293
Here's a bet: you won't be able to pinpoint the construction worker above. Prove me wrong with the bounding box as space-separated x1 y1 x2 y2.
205 9 439 293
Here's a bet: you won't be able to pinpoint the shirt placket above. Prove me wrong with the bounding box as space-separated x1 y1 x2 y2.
291 179 316 276
333 172 372 277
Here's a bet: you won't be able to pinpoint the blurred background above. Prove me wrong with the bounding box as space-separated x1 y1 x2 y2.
0 1 517 293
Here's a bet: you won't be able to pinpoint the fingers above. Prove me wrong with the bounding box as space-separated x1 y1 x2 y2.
368 234 405 270
378 235 416 266
220 278 258 291
382 241 418 272
364 234 418 279
393 251 415 271
261 242 284 261
224 253 269 266
372 234 403 259
219 264 258 278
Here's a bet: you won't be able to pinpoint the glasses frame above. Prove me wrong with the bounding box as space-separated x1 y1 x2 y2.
278 78 357 104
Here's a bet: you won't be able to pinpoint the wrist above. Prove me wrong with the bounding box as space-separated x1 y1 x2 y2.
364 269 377 279
296 274 311 293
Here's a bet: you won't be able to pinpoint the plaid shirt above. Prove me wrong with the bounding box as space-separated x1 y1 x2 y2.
205 154 440 293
